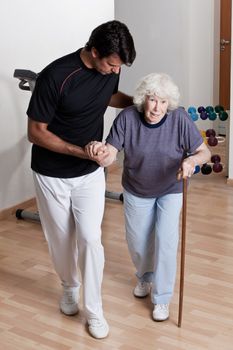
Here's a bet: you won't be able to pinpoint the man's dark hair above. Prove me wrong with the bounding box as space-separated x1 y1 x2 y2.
85 20 136 66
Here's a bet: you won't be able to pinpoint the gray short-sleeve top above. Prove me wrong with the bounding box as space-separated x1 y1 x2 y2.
106 105 203 197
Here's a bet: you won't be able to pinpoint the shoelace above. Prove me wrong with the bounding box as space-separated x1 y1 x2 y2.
63 290 76 304
156 304 169 311
89 318 104 327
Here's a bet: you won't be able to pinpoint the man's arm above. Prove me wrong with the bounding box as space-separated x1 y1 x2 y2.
109 91 133 108
27 118 109 163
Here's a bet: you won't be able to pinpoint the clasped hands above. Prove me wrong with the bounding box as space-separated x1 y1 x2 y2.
85 141 109 166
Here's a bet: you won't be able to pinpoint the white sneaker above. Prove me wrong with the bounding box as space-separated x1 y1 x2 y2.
60 286 79 316
133 281 151 297
88 317 109 339
153 304 169 321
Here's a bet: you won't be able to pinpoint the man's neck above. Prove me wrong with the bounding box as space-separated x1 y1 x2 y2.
80 48 94 69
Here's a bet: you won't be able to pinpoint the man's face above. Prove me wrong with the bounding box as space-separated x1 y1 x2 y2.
92 49 123 75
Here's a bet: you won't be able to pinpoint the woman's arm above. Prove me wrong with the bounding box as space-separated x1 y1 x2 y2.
85 141 118 167
99 143 118 167
179 142 211 179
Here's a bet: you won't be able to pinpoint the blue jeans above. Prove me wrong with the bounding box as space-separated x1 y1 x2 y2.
123 189 183 304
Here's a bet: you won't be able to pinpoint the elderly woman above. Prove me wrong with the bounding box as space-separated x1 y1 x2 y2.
87 73 210 321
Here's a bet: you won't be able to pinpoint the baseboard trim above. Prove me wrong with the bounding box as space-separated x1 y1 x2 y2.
0 198 36 220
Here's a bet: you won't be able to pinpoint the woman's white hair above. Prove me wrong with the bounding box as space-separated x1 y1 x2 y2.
133 73 180 112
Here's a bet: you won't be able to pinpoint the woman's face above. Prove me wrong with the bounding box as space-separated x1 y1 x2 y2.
144 95 169 124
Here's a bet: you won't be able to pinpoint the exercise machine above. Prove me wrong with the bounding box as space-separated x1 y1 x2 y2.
14 69 123 222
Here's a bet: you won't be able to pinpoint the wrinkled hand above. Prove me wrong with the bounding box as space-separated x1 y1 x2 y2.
177 157 196 180
84 141 109 165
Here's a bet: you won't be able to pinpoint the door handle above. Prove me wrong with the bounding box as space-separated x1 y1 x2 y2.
220 38 230 45
220 38 231 51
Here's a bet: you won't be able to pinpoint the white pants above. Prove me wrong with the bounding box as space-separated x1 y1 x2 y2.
124 190 183 304
33 168 105 319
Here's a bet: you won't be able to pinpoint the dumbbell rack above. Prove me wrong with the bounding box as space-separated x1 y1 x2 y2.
188 105 228 177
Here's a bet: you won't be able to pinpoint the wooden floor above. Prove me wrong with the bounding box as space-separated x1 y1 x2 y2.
0 162 233 349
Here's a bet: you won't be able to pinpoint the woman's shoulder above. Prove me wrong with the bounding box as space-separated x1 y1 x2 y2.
169 106 188 116
116 105 140 120
123 104 139 114
168 107 191 123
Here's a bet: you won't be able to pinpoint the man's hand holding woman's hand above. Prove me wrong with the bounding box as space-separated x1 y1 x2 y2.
84 141 109 165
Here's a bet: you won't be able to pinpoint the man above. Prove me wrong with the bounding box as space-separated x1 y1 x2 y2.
27 20 136 339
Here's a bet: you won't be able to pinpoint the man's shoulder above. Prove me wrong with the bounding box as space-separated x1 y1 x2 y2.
40 50 82 78
35 50 84 92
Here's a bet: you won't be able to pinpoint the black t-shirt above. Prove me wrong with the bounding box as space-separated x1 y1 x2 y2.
27 49 119 178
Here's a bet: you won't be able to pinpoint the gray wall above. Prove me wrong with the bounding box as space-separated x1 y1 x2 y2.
115 0 218 127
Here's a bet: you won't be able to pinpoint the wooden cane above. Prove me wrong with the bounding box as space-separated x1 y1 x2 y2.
178 177 188 327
